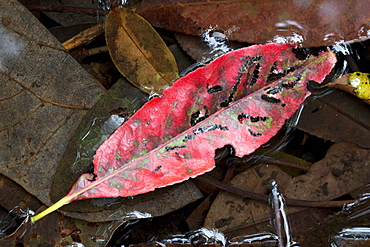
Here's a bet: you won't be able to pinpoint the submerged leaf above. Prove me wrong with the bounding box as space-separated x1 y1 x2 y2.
205 142 370 233
0 0 104 208
106 7 179 94
134 0 370 47
31 43 336 222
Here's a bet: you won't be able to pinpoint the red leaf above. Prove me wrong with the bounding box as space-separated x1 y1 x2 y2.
31 43 336 222
70 43 336 199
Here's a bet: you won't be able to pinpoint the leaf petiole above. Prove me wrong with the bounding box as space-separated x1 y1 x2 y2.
30 195 74 222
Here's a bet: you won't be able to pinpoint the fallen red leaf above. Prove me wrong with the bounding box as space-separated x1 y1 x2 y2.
31 43 336 222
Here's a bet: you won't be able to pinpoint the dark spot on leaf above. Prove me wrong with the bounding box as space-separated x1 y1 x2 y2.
215 217 235 228
282 81 298 88
265 87 282 95
220 74 241 107
250 116 268 122
193 125 229 135
175 152 184 158
311 107 320 113
183 134 195 142
355 72 361 76
292 47 310 60
242 197 251 205
239 55 262 73
319 182 329 196
267 63 296 83
190 106 209 126
250 63 261 86
281 103 286 107
190 111 200 126
152 166 162 173
238 113 248 122
207 85 223 94
238 113 268 123
261 95 281 104
332 168 343 177
165 145 186 152
248 129 262 137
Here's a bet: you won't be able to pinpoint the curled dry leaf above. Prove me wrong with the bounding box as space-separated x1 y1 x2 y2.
205 142 370 232
106 7 179 94
326 73 370 103
31 43 336 222
134 0 370 47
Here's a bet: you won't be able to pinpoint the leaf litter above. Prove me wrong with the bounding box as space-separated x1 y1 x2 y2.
205 141 370 233
31 43 337 222
2 1 368 245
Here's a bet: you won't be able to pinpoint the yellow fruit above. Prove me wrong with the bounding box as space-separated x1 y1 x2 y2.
349 72 370 100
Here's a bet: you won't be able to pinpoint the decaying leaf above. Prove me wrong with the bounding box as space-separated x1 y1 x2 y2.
297 89 370 148
134 0 370 47
296 197 370 247
31 43 336 222
326 73 370 103
106 7 179 94
204 142 370 232
0 0 103 207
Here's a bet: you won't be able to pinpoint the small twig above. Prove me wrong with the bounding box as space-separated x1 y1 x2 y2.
62 23 105 51
246 155 310 171
270 182 284 247
344 55 360 72
196 175 355 208
83 46 109 57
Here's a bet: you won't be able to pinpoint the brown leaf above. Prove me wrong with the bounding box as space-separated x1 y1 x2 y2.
204 142 370 232
296 198 370 247
0 0 103 207
135 0 370 47
297 89 370 148
326 73 370 103
106 7 179 94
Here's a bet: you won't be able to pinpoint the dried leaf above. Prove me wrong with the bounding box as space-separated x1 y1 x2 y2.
205 142 370 232
32 43 336 222
297 89 370 148
326 73 370 103
134 0 370 47
0 0 103 206
106 7 179 94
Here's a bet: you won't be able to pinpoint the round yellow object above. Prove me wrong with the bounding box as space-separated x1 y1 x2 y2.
349 72 370 100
